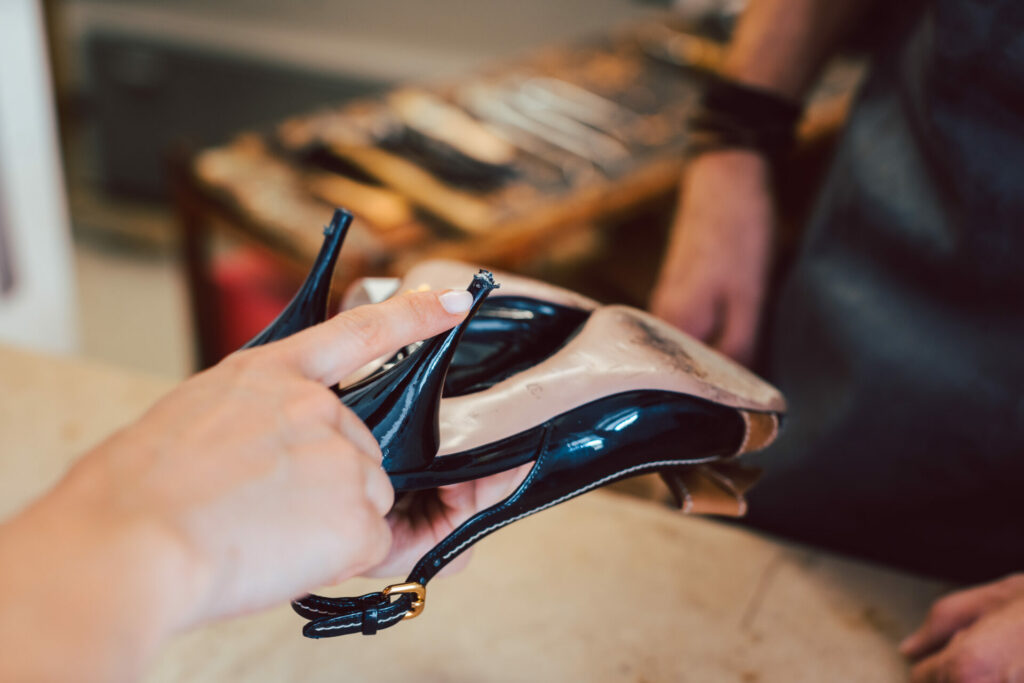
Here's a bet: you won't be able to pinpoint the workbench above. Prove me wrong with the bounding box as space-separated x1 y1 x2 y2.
173 15 861 368
0 345 944 681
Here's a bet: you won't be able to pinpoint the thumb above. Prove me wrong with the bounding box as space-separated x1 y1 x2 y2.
271 288 473 385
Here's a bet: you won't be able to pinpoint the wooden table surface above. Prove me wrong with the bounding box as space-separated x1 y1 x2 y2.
0 345 944 681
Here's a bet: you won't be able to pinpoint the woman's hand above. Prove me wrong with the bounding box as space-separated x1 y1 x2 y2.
903 574 1024 682
649 150 776 365
0 288 474 681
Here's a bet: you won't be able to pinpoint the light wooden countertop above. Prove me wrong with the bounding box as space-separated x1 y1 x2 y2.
0 345 943 681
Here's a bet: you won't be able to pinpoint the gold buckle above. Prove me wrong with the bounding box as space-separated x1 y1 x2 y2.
383 582 426 620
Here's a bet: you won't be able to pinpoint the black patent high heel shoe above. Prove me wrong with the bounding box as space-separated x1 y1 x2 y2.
293 304 785 638
242 208 351 348
237 213 784 639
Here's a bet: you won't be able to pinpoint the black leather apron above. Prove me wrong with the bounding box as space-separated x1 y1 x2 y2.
744 0 1024 582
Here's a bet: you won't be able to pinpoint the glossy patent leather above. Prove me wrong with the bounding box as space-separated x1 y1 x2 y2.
336 270 499 473
364 295 588 399
341 260 599 393
242 209 351 348
235 210 785 639
391 390 745 491
443 296 588 395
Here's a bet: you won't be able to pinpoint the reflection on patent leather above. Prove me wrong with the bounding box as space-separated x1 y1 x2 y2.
241 210 786 639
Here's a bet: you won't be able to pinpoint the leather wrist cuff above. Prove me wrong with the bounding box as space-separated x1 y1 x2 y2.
686 75 803 165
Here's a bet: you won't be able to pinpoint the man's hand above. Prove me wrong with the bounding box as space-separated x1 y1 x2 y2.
648 0 881 364
902 574 1024 682
649 150 775 365
0 288 474 681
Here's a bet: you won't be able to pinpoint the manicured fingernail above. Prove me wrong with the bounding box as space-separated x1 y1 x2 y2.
439 290 473 314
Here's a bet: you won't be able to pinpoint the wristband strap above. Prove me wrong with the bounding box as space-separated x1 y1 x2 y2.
686 75 803 164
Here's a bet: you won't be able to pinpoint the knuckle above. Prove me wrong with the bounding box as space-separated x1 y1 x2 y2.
235 345 272 366
330 493 370 536
333 450 365 481
350 425 380 455
284 389 332 423
218 349 255 376
311 446 357 486
365 462 394 510
396 293 433 328
305 386 340 420
335 401 365 431
225 348 277 384
337 308 388 352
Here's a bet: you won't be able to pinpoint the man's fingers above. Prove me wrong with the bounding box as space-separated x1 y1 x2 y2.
275 289 473 385
908 649 947 683
901 586 999 660
718 294 761 366
650 285 722 344
908 634 995 683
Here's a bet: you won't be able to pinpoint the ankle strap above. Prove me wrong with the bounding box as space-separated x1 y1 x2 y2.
290 422 727 638
293 582 424 637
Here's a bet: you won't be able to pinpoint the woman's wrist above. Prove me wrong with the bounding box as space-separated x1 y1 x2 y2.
0 477 209 681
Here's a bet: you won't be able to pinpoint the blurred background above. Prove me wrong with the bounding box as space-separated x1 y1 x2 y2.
0 0 799 380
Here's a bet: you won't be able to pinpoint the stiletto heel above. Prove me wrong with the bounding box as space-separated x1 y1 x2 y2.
242 208 352 348
337 270 499 473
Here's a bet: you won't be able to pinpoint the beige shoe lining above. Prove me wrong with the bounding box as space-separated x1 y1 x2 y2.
438 306 785 455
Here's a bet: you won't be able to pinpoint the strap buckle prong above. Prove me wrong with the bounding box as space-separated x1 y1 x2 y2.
382 582 426 620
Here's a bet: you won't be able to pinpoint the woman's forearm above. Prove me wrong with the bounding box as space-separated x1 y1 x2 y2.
0 486 198 682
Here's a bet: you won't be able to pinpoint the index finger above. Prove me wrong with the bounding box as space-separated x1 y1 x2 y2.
271 288 474 386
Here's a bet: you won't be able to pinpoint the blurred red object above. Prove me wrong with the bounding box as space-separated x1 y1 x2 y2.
210 247 296 360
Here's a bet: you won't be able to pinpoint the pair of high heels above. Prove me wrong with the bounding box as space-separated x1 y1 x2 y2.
244 209 785 637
